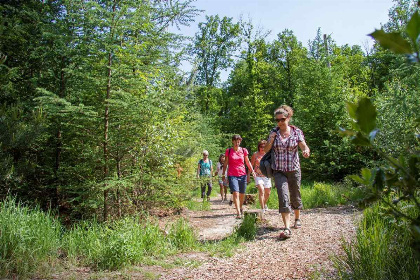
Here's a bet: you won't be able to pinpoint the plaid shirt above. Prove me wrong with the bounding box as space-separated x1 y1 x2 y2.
269 125 305 172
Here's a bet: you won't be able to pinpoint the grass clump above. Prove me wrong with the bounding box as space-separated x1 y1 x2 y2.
235 214 257 241
0 197 61 279
253 181 365 210
334 203 420 280
185 199 211 211
62 216 198 270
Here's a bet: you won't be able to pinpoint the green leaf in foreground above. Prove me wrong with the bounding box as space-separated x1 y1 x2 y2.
406 11 420 45
369 29 413 54
356 98 377 134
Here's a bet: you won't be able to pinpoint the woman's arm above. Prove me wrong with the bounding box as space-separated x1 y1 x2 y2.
299 141 310 158
245 156 255 177
222 156 228 178
248 153 256 176
264 132 276 153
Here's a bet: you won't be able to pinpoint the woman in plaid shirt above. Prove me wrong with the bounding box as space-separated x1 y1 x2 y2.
264 105 310 240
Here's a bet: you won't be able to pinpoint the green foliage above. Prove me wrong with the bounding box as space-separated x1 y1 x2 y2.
62 216 198 270
342 5 420 258
255 181 366 210
0 197 61 279
335 203 420 280
301 182 366 209
234 214 257 241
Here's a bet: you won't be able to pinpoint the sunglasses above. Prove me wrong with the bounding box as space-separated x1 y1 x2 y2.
275 118 286 122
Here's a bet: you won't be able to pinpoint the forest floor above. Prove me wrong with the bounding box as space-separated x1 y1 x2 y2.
52 197 361 280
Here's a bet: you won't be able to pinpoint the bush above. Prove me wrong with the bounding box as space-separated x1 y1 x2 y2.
62 216 198 270
335 203 420 280
256 181 365 210
0 197 61 278
235 214 257 241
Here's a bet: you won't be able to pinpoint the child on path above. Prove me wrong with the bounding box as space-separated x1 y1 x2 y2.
215 154 229 201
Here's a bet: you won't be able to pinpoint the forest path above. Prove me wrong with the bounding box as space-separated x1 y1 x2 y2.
159 198 360 280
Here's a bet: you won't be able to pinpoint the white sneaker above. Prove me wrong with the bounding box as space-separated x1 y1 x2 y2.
264 204 268 211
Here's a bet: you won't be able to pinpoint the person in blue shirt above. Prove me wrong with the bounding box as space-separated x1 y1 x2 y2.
197 150 213 201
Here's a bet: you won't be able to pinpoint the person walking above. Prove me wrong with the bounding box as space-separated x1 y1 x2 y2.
264 105 310 240
249 140 271 217
215 154 228 201
222 135 256 219
197 150 213 201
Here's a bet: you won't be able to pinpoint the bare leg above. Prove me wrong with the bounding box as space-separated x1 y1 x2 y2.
232 192 241 216
224 186 228 200
219 183 224 199
257 184 264 210
281 212 291 229
264 188 271 206
239 193 245 212
294 209 300 220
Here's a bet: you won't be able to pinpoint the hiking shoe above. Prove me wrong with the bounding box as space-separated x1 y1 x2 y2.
229 200 233 206
264 204 269 211
278 228 292 240
293 219 302 229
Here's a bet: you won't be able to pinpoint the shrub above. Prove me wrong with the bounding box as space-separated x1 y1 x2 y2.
0 197 61 278
235 214 257 241
335 203 420 280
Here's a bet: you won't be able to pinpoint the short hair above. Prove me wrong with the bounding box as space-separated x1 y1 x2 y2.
232 134 242 141
257 139 267 150
202 150 209 155
274 105 294 118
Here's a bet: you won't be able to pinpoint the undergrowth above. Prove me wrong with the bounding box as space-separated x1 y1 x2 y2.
252 180 365 210
334 203 420 280
0 195 258 278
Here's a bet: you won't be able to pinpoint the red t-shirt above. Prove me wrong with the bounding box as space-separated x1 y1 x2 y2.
225 147 248 177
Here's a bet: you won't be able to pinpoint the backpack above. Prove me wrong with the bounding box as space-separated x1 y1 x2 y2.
259 149 273 178
259 128 278 178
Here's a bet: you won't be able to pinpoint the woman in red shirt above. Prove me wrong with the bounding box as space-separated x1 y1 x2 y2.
222 134 256 219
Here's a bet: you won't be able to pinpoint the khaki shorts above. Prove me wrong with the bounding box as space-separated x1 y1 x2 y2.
254 176 272 188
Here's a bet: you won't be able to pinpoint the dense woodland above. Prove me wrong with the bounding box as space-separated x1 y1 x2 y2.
0 0 419 222
1 0 420 279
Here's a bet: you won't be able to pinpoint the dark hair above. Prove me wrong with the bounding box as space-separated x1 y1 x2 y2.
257 139 267 150
218 153 225 163
274 105 294 118
232 134 242 141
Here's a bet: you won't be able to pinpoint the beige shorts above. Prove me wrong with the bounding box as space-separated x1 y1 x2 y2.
254 176 272 188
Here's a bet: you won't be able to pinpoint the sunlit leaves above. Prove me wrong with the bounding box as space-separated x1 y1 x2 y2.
369 29 413 54
406 11 420 45
356 98 377 134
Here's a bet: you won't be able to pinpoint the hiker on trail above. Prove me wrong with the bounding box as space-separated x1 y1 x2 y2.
197 150 213 201
249 139 271 216
222 134 256 219
264 105 310 240
215 154 229 201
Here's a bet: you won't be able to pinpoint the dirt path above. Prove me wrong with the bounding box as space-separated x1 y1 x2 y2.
160 198 360 280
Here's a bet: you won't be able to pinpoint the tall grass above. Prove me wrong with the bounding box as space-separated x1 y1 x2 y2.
0 194 256 278
0 197 61 278
235 214 257 241
253 181 365 210
335 203 420 280
62 217 198 270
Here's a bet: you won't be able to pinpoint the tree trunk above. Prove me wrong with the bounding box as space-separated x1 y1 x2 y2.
116 152 122 218
103 51 112 222
103 1 117 222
